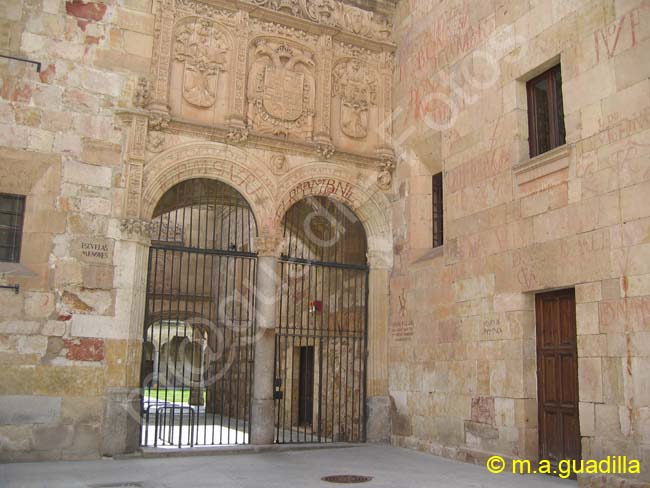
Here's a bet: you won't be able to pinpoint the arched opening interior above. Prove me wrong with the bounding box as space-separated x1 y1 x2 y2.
274 196 369 444
141 178 257 448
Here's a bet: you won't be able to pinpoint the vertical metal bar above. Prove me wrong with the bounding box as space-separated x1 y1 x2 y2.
344 268 352 441
140 247 155 447
247 258 257 444
350 269 357 441
362 270 369 442
227 254 239 444
274 259 284 443
324 260 332 443
298 258 307 442
187 186 203 446
219 255 229 444
336 266 343 443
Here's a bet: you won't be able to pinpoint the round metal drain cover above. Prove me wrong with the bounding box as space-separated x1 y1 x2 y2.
321 475 373 484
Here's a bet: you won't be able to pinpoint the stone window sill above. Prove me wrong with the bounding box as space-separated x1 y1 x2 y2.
513 144 571 186
412 246 444 264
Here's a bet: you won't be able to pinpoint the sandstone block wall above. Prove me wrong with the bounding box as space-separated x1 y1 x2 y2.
390 0 650 485
0 0 154 461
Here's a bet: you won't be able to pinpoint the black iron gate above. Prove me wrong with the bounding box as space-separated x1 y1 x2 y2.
274 196 369 444
140 179 257 448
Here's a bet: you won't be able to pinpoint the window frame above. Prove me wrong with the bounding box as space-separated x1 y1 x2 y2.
432 172 444 248
0 193 26 263
526 64 566 158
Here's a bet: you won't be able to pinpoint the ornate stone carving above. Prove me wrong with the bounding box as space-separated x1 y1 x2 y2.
146 131 166 153
175 0 237 20
243 0 393 42
333 60 377 139
376 156 396 191
248 18 318 45
226 126 249 144
174 19 228 108
150 0 176 111
124 162 144 218
247 39 315 139
133 76 151 108
149 111 170 131
269 154 287 174
127 114 148 162
120 218 154 244
316 141 335 159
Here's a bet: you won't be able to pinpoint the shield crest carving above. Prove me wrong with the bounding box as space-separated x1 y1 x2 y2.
263 66 304 121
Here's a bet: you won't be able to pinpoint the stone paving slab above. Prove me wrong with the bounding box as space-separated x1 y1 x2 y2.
0 445 573 488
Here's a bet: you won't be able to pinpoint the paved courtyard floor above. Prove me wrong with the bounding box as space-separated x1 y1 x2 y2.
0 445 573 488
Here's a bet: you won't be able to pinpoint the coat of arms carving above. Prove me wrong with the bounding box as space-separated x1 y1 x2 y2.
332 60 377 139
247 40 315 139
174 19 229 108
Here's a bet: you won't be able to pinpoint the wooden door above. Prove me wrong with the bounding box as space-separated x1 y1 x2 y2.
536 289 581 466
298 346 315 426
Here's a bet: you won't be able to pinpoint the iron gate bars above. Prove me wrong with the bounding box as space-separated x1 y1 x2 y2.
140 178 257 448
274 196 369 444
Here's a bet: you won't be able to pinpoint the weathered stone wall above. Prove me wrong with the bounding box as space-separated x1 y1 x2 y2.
0 0 154 461
0 0 395 460
391 0 650 485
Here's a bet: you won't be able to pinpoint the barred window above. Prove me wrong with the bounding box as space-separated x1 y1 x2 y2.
432 173 443 248
0 194 26 263
527 64 566 158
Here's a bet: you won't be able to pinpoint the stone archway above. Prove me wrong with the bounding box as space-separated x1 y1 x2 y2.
274 163 394 442
141 142 277 235
140 176 259 448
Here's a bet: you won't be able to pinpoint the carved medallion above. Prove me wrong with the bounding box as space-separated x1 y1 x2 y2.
333 60 376 139
174 19 228 108
269 154 287 174
247 40 315 139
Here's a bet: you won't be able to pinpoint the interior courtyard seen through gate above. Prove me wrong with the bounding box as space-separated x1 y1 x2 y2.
0 0 649 486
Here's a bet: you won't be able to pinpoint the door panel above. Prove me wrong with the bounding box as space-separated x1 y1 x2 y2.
536 289 581 466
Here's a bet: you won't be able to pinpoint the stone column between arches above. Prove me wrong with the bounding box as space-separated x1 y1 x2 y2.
250 234 285 445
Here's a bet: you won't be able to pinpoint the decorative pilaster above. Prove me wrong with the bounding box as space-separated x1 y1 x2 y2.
149 0 176 114
121 112 149 219
228 10 250 130
250 234 285 444
314 34 333 145
378 51 394 148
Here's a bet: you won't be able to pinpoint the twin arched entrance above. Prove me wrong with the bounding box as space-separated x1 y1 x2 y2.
140 178 368 447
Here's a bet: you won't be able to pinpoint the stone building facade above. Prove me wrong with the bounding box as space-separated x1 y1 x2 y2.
0 0 648 486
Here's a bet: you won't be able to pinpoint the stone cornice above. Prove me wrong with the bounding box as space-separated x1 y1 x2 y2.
166 117 390 169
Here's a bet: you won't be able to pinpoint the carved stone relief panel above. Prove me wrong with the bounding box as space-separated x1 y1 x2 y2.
147 0 396 189
333 59 377 139
242 0 393 42
331 57 380 153
246 38 316 140
169 16 234 125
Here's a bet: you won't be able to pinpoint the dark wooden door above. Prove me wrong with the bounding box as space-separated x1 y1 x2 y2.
536 289 581 466
298 346 315 426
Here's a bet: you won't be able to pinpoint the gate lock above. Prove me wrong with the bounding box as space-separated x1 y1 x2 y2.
274 378 283 400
